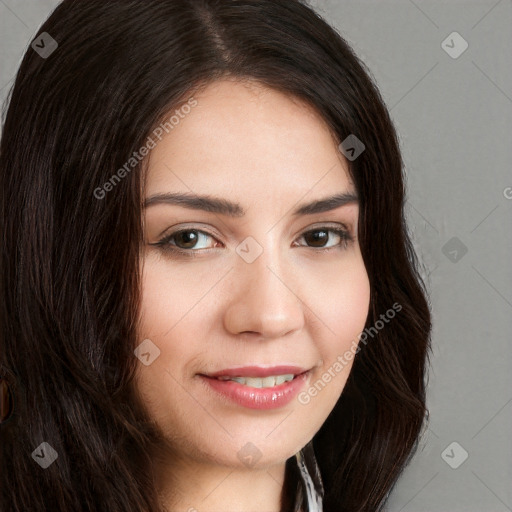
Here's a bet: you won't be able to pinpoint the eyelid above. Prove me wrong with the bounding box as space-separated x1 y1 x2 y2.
301 221 352 233
157 222 223 240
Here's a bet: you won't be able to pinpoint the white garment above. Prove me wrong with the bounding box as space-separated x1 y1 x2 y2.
294 446 324 512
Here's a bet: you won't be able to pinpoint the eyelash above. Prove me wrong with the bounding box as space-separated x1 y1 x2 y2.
151 225 354 258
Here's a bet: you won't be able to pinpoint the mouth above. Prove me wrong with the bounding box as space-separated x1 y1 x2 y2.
198 365 310 389
197 365 312 410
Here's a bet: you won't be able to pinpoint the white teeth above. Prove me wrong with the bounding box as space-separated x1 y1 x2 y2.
275 375 288 385
216 374 295 388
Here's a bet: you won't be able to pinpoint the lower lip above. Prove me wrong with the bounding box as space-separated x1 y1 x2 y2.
199 372 310 410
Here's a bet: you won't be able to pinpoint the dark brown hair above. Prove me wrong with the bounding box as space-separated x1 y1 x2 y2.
0 1 432 510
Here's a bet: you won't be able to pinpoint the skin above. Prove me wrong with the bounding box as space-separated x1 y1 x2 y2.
136 78 370 512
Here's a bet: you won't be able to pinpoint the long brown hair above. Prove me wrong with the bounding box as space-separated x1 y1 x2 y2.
0 1 432 510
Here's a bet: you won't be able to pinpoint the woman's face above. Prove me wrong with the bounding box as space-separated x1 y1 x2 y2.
136 78 370 470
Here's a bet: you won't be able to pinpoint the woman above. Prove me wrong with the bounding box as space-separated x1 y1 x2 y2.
0 1 432 511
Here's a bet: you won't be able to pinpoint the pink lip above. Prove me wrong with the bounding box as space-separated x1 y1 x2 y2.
203 365 308 378
198 370 311 410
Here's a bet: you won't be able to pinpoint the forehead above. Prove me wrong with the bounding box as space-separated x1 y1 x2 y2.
145 78 354 200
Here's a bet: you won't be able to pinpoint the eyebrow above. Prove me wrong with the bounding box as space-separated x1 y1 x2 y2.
143 191 359 216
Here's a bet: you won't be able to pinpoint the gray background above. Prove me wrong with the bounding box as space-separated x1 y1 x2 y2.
1 1 511 510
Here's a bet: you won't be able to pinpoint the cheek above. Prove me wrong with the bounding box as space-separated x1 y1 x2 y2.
137 252 213 339
329 267 370 346
283 258 370 443
134 256 206 420
299 256 370 400
303 254 370 351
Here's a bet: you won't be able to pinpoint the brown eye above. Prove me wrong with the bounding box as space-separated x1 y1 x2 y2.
304 229 329 247
299 227 352 250
152 228 219 256
174 230 201 249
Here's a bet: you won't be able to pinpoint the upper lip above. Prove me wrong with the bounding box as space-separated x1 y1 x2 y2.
201 365 309 378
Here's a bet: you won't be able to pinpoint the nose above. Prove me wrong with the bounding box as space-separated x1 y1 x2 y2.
222 244 305 339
